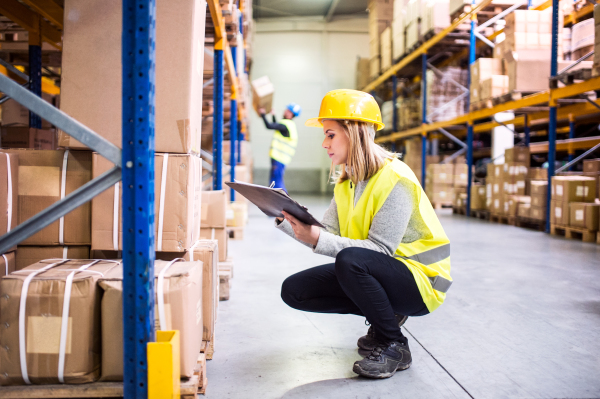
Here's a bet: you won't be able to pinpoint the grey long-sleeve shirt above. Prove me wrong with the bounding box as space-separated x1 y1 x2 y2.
276 177 430 258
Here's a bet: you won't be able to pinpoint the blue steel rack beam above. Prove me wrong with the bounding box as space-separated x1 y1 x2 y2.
121 0 156 397
28 22 42 129
546 0 560 233
213 46 224 190
230 41 238 199
466 1 477 217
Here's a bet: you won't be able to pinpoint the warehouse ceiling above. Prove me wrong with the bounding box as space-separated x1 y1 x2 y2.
253 0 368 20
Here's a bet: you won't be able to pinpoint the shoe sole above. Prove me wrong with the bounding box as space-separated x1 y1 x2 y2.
352 361 411 379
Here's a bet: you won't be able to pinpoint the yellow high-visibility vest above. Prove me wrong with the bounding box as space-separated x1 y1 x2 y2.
334 158 452 312
269 119 298 165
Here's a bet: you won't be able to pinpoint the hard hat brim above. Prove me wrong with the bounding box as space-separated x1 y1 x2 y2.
305 117 385 131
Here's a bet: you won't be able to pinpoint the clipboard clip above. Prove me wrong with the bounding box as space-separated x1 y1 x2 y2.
269 181 276 188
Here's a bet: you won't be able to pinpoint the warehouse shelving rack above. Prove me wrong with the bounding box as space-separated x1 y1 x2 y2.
364 0 600 232
0 0 247 396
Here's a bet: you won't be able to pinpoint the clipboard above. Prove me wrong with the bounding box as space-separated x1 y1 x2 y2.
225 181 325 228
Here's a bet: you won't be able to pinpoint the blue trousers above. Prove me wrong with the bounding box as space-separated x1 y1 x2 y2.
270 158 287 192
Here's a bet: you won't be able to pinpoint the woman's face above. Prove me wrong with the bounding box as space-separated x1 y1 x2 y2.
322 120 349 165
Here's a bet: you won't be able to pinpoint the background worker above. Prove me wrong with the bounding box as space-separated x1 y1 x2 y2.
258 103 301 191
274 89 452 379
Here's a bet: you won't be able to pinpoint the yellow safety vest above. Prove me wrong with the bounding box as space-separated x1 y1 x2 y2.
270 119 298 165
334 158 452 313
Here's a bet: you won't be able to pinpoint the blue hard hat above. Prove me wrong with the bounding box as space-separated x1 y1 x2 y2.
286 103 302 117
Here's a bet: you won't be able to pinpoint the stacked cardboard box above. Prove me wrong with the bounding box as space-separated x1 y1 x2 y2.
480 75 509 101
3 150 93 269
571 18 594 59
550 176 597 225
427 67 468 121
398 97 422 130
402 137 440 183
1 126 56 150
504 195 531 217
356 57 371 90
392 0 406 60
530 180 548 221
201 190 229 262
569 202 600 231
583 159 600 198
426 163 455 205
369 0 394 78
470 58 503 104
488 162 528 215
381 27 393 71
422 0 451 37
471 184 487 210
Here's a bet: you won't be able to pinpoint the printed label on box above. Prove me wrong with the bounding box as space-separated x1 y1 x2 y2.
557 185 563 196
575 209 584 221
555 207 561 218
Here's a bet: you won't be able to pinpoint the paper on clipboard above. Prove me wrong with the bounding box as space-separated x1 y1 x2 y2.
225 181 325 228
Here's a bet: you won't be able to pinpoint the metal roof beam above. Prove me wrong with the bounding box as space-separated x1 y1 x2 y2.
19 0 64 29
0 0 62 49
325 0 341 22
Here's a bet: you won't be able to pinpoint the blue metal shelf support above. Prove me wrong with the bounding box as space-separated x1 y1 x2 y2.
568 115 575 169
524 114 530 146
421 53 427 189
466 4 477 217
28 44 42 129
230 43 238 200
121 0 156 397
546 0 560 232
213 48 224 190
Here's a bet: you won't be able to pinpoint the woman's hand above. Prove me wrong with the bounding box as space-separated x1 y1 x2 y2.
282 211 320 247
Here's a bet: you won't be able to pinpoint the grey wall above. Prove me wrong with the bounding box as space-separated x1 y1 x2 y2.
249 16 369 193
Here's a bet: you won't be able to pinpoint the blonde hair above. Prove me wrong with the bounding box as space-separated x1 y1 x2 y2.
330 120 396 185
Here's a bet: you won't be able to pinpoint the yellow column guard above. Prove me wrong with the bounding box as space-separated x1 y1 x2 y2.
148 330 181 399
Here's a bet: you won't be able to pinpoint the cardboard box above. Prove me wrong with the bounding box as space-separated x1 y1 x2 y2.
426 184 454 204
370 57 381 79
471 184 487 210
550 199 570 225
530 206 546 221
92 153 201 252
506 195 531 216
98 260 203 380
569 202 599 230
583 159 600 173
15 246 90 270
491 194 503 214
505 146 531 167
0 259 120 385
58 0 206 153
506 50 552 92
1 127 56 150
157 240 219 342
0 152 18 239
201 190 227 228
0 251 15 278
453 164 469 187
427 163 455 184
551 176 596 203
252 76 275 114
356 57 371 90
572 19 594 52
380 27 393 71
200 228 228 262
4 149 92 245
529 167 547 180
517 202 531 218
471 58 503 86
530 180 548 196
480 75 508 100
0 98 52 129
531 194 547 208
227 201 248 228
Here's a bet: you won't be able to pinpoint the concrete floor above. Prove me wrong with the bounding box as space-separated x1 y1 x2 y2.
206 194 600 399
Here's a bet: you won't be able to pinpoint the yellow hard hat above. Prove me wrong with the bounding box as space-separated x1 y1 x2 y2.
305 89 385 131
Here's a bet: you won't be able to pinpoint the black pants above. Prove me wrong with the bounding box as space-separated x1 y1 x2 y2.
281 247 429 342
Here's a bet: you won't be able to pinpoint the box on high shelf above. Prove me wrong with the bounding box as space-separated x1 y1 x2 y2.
421 0 450 38
370 57 381 79
480 75 509 101
505 146 531 167
381 27 393 71
427 67 468 122
392 14 405 60
59 0 206 153
470 58 502 104
369 0 393 57
0 126 56 150
571 18 594 59
569 202 600 230
551 176 596 203
3 149 92 246
356 57 371 90
91 153 201 252
0 259 119 385
593 4 600 76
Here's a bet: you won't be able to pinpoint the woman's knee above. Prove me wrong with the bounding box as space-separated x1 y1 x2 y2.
335 247 367 278
280 274 302 309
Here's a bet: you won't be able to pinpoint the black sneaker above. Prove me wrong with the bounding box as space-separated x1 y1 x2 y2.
353 340 412 379
356 314 408 352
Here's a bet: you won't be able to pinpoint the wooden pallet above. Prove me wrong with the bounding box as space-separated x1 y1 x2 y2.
471 209 490 220
491 90 539 106
550 224 597 243
551 68 593 88
490 213 516 226
469 98 493 111
452 206 466 215
514 216 546 231
227 226 244 240
201 339 215 360
0 354 208 398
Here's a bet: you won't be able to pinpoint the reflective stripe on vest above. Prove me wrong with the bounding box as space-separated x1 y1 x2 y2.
334 158 452 312
270 119 298 165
